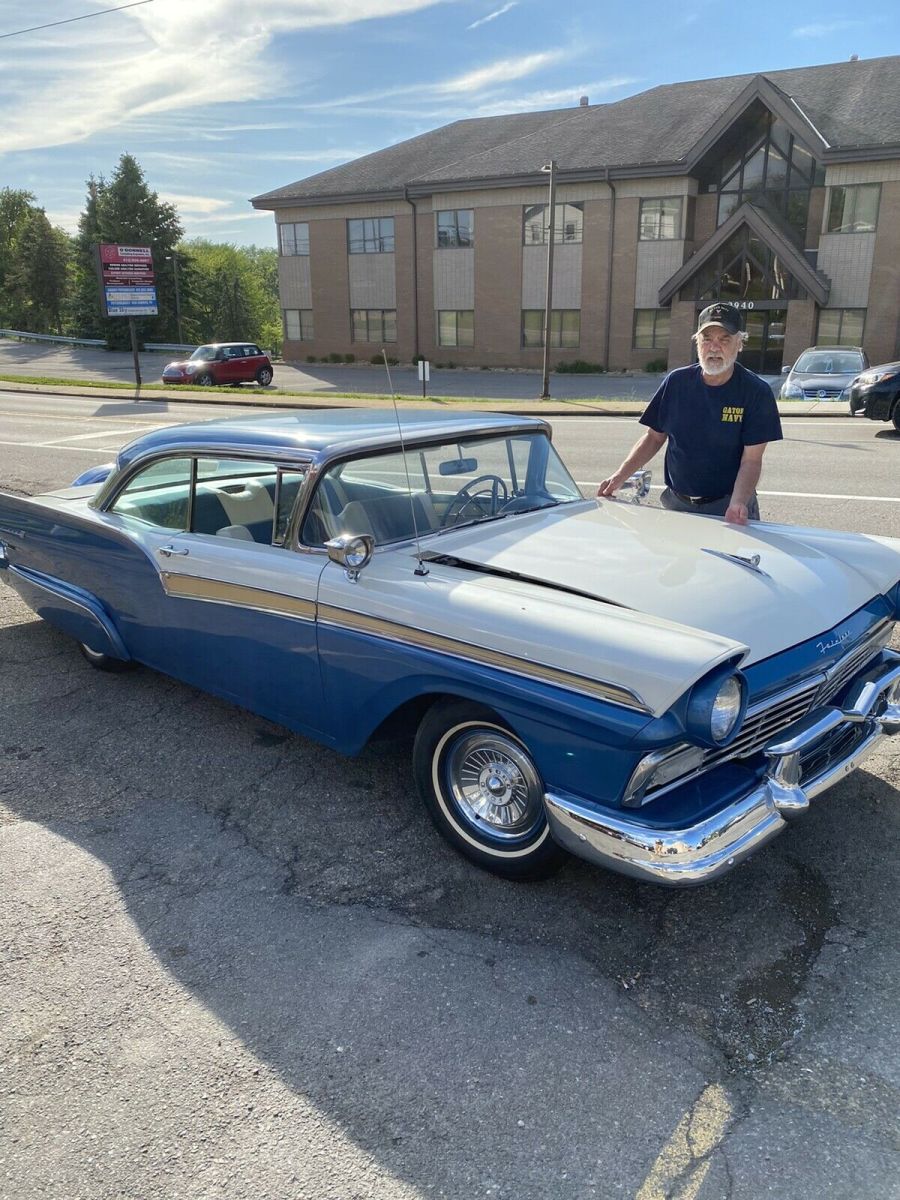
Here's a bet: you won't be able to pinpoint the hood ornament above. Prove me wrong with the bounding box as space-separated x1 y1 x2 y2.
702 547 770 577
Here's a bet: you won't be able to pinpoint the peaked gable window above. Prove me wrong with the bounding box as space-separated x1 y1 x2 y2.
700 105 824 242
691 227 800 303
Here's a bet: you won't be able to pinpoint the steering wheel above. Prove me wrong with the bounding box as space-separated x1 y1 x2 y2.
442 474 509 526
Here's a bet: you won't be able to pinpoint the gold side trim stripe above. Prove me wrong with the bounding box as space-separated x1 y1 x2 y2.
318 603 648 712
161 573 316 621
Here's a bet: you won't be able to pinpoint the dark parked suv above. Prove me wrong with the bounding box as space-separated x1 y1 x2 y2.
162 343 273 387
848 361 900 429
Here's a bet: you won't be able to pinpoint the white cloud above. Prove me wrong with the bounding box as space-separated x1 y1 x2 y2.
0 0 456 153
157 193 232 215
467 2 517 31
791 19 861 37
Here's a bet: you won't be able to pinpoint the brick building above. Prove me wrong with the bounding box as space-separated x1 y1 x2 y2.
252 55 900 374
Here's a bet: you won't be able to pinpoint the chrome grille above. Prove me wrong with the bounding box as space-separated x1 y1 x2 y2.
639 621 893 805
704 678 822 768
818 623 892 703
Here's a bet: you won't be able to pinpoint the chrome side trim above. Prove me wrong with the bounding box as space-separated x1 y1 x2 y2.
545 650 900 886
160 573 316 621
317 603 650 712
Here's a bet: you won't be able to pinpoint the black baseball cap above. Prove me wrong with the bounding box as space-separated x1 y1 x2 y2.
697 303 742 335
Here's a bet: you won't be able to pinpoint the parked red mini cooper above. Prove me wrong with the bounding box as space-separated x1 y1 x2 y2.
162 343 273 387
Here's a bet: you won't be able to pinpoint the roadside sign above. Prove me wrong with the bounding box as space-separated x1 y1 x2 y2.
104 285 159 317
96 244 158 317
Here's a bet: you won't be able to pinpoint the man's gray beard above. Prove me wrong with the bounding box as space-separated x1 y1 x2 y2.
700 354 735 376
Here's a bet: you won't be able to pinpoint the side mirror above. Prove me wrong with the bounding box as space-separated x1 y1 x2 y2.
781 365 791 374
325 533 375 582
621 470 651 503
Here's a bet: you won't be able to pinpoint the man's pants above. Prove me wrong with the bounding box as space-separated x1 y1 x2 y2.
660 487 761 520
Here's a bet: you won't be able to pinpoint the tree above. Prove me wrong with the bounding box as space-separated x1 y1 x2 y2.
180 240 280 351
3 208 70 333
0 188 37 325
71 154 184 347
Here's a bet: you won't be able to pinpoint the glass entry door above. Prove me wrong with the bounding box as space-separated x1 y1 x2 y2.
742 309 786 373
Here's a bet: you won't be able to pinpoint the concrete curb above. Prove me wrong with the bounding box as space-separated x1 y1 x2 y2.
0 377 855 418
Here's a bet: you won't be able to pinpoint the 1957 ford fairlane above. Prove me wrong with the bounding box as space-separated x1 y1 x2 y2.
1 409 898 885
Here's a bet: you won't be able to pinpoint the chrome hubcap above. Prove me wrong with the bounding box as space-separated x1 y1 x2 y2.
444 730 543 840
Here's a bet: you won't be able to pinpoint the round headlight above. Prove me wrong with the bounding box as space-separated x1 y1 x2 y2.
710 676 743 742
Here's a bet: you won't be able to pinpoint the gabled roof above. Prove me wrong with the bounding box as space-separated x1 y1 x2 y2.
657 201 831 307
252 55 900 208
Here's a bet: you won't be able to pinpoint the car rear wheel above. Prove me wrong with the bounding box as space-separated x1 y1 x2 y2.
196 372 214 386
256 366 273 386
413 700 567 879
892 403 900 433
78 643 134 673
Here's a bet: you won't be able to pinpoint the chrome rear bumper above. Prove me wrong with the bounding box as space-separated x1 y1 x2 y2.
545 651 900 886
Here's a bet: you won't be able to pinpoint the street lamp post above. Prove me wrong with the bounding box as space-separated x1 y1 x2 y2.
539 160 557 400
166 252 184 345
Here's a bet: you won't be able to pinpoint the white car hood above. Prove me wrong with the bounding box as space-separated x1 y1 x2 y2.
426 499 900 665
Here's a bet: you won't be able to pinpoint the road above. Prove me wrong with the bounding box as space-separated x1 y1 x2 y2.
1 390 899 1200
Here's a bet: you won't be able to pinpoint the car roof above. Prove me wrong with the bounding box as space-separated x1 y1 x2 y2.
114 409 551 472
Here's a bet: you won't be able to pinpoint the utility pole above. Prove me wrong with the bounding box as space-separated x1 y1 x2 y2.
166 252 184 344
539 160 557 401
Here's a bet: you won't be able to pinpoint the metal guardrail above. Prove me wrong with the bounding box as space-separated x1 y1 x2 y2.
0 328 106 347
144 342 197 353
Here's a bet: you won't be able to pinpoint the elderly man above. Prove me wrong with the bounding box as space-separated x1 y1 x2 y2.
598 302 782 523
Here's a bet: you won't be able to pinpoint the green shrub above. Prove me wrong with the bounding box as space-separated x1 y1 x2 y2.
555 360 606 374
445 361 456 369
370 354 383 365
343 353 355 363
645 358 668 372
305 355 317 363
386 356 399 366
327 351 343 363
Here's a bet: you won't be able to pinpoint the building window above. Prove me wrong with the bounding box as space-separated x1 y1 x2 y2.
347 218 395 254
639 199 682 241
693 226 799 303
279 223 309 256
352 309 397 342
700 107 824 242
437 310 474 347
826 185 881 234
436 210 473 248
816 308 866 345
633 309 671 349
284 309 314 341
521 310 580 348
523 202 584 245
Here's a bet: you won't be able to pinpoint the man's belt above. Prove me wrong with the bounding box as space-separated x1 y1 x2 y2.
671 490 727 506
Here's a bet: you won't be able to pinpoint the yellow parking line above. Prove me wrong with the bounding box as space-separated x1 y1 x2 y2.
635 1083 733 1200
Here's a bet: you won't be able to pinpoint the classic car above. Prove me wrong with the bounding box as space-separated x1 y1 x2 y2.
1 409 898 886
848 359 900 427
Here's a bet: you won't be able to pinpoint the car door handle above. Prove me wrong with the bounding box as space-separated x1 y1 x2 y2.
158 544 190 557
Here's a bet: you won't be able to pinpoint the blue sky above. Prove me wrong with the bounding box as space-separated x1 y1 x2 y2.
0 0 896 248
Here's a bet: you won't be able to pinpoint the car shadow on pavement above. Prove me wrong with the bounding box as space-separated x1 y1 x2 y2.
2 610 899 1197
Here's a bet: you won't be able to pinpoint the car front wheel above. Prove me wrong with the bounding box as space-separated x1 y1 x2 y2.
892 402 900 433
256 366 273 386
195 372 214 386
413 700 566 879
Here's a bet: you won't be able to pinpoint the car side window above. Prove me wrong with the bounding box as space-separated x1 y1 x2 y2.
109 457 192 531
194 457 308 545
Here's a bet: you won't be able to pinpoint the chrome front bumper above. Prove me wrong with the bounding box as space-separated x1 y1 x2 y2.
545 652 900 887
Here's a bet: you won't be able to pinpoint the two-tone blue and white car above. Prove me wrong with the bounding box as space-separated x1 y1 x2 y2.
1 409 898 885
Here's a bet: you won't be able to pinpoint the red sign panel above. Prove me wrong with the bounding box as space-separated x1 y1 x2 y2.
98 243 155 286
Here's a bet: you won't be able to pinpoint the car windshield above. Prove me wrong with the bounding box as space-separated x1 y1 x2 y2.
189 345 218 361
793 351 865 374
302 431 583 546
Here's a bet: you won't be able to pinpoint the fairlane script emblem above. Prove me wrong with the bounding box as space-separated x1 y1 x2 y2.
817 629 852 655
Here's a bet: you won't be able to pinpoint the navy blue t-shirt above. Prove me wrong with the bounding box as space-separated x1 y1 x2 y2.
640 362 782 498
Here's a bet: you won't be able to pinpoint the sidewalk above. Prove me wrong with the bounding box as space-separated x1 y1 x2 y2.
0 376 854 418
